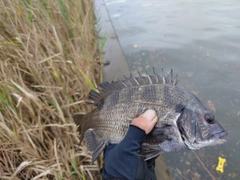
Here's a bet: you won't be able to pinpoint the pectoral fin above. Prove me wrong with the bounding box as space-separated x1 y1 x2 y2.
145 126 172 144
139 144 163 161
140 126 173 161
84 129 108 163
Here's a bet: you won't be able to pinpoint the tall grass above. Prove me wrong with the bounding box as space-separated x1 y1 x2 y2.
0 0 101 179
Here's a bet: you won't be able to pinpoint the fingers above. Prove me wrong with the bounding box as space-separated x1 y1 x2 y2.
131 109 158 134
140 109 158 124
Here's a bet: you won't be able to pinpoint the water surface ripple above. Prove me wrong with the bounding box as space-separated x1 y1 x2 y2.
105 0 240 179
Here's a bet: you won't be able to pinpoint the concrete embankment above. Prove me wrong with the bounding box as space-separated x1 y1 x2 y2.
95 0 171 179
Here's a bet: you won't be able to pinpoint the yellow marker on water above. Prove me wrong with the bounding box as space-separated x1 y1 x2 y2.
216 157 226 173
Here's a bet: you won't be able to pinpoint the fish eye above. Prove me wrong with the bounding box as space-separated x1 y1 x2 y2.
205 113 216 124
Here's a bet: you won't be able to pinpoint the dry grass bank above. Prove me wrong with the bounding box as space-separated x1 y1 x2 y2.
0 0 102 179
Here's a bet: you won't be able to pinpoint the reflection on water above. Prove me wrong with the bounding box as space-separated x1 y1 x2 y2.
105 0 240 179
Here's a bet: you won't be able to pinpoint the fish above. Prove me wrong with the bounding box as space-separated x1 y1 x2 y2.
73 69 227 163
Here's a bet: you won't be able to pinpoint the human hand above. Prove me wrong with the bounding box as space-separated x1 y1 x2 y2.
131 109 158 134
102 109 158 179
102 109 158 180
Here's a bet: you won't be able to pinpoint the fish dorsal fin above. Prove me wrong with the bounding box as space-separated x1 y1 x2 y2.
89 68 178 106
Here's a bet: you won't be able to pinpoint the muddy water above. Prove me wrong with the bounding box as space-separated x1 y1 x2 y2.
104 0 240 179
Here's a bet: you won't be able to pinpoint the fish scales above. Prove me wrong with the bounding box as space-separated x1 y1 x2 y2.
73 69 227 163
96 84 181 140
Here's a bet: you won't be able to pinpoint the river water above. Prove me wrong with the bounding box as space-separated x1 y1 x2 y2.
103 0 240 179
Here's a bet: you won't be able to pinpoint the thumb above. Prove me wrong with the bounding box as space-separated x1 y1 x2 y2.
140 109 158 124
131 109 158 134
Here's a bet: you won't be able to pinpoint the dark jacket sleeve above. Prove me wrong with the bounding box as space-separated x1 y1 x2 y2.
102 125 157 180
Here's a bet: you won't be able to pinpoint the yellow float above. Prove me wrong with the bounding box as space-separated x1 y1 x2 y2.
216 157 226 173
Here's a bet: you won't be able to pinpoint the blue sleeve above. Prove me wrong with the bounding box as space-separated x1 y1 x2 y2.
102 125 146 179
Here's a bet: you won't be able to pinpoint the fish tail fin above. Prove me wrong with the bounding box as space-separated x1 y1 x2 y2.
73 113 108 163
85 129 108 163
73 113 88 143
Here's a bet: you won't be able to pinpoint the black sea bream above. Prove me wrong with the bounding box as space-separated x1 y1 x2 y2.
73 69 227 163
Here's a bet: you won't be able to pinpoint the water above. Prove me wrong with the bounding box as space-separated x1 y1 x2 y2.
104 0 240 179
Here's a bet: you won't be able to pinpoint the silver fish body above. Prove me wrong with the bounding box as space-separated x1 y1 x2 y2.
73 70 227 163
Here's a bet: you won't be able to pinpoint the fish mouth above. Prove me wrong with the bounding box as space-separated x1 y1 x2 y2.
214 130 228 144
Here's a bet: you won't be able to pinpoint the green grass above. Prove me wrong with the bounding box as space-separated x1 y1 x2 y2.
0 0 102 179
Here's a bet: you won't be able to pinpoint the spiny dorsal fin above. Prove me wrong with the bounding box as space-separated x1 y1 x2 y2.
89 68 178 106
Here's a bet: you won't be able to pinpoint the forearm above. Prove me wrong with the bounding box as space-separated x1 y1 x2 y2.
103 125 146 179
102 110 158 180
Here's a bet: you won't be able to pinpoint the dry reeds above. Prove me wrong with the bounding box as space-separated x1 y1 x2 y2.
0 0 101 179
